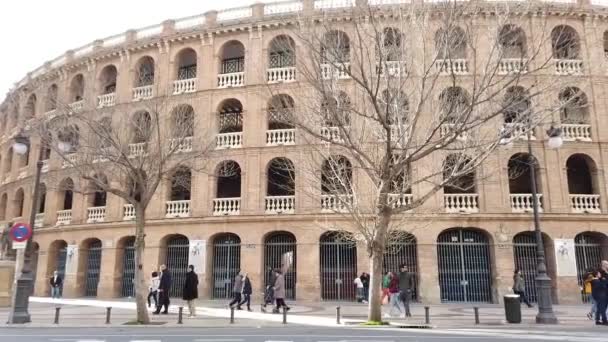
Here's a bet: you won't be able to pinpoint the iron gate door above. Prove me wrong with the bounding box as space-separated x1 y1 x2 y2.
84 240 103 297
512 233 543 303
212 234 241 299
56 247 67 296
264 232 297 300
320 232 357 301
575 233 605 302
121 238 136 297
383 233 418 301
166 236 189 298
437 229 492 303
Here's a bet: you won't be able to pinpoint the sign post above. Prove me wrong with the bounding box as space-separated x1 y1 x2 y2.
9 223 32 248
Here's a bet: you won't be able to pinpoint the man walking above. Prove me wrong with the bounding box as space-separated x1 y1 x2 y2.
398 264 414 317
49 270 62 299
238 272 253 311
154 264 172 314
182 265 198 318
262 267 276 313
228 271 243 309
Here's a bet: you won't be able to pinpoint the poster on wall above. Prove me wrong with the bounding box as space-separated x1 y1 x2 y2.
554 238 577 277
188 240 206 274
65 245 79 275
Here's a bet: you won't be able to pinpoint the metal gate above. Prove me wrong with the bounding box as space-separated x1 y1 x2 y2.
84 240 103 297
264 232 297 300
575 233 606 302
383 233 418 301
212 234 241 299
512 232 551 303
437 229 492 303
320 231 357 301
121 238 136 297
56 246 67 296
165 235 189 298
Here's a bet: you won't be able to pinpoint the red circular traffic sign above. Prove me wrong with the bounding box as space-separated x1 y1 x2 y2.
9 222 32 242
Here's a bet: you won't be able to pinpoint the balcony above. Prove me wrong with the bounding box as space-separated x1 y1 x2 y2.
320 126 345 143
569 194 601 214
34 213 44 228
503 122 535 140
440 124 467 141
97 93 116 108
216 132 243 149
69 100 84 112
267 67 296 83
321 63 351 80
166 200 191 218
376 61 406 77
41 159 49 173
444 193 479 213
62 154 77 168
266 129 296 146
17 166 28 180
56 209 72 225
213 198 241 216
170 136 193 153
562 124 591 142
265 196 295 214
173 78 197 95
436 59 468 75
388 193 413 209
132 85 153 101
321 194 353 212
44 109 57 118
498 59 528 75
123 204 135 221
128 142 147 157
510 194 543 213
217 72 245 88
86 206 106 223
554 59 583 76
378 124 409 143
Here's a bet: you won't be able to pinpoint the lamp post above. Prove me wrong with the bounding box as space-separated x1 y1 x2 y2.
7 132 43 324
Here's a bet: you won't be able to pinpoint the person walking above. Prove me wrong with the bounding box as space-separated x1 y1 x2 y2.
154 264 172 315
360 272 370 302
512 269 533 308
354 275 366 303
591 269 608 325
238 272 253 311
583 268 596 320
385 272 403 318
398 264 414 317
182 265 198 318
228 271 244 309
147 271 160 308
49 270 62 299
273 268 290 313
381 272 391 305
262 267 276 313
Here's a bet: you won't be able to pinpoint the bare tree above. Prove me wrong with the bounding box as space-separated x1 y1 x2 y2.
273 2 570 322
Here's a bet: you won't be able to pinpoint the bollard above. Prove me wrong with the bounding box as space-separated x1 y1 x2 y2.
53 307 61 324
105 307 112 324
336 306 341 325
178 306 183 324
474 307 480 325
282 307 287 324
424 306 430 324
230 307 235 324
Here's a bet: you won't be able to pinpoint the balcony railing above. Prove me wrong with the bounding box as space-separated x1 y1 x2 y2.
562 124 591 142
388 193 413 209
321 194 353 212
97 93 116 108
62 153 77 168
554 59 583 75
41 159 49 173
503 122 535 140
444 193 479 213
378 124 409 143
218 72 245 88
216 132 243 149
376 61 406 77
170 136 193 152
128 142 147 157
436 59 469 75
321 63 351 80
123 204 135 220
213 198 241 216
510 194 543 213
498 59 528 75
173 78 197 95
569 194 601 214
17 166 28 179
265 196 296 214
267 67 297 83
440 123 467 141
166 200 191 218
86 206 106 223
132 85 153 101
320 126 345 143
34 213 44 228
69 100 84 112
56 209 72 225
266 129 296 146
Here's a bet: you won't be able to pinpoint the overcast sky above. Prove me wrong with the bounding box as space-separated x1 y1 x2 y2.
0 0 257 99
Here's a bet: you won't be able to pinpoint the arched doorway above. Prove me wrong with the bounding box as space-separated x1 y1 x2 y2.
320 231 357 301
164 235 189 297
575 232 608 302
263 232 297 299
47 240 67 297
212 233 241 299
512 232 556 303
119 237 136 297
84 239 103 297
437 228 492 303
383 232 418 301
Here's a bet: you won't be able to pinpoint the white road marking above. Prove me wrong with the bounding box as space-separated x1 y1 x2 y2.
194 340 244 342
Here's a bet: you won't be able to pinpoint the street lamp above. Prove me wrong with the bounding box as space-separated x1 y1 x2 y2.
7 131 44 324
501 124 560 324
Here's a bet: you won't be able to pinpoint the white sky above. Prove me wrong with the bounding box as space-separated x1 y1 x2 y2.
0 0 257 99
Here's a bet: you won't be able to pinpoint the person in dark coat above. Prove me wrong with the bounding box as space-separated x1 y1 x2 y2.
49 270 62 299
228 271 243 308
591 269 608 325
182 265 199 317
154 264 172 314
512 269 533 308
360 272 370 302
398 264 414 317
238 272 253 311
262 267 276 312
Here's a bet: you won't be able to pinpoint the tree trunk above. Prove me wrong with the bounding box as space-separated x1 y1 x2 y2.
134 205 150 324
367 207 391 322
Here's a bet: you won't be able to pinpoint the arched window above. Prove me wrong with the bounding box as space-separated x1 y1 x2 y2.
24 94 37 119
170 167 191 201
70 74 85 102
46 84 58 112
13 188 24 218
508 153 541 194
439 87 469 123
220 40 245 74
321 155 352 195
88 174 108 207
98 65 117 94
268 94 295 130
0 193 7 220
566 154 597 195
435 26 467 59
218 99 243 134
171 105 194 138
321 92 351 127
443 154 476 194
551 25 580 59
57 125 80 153
380 89 409 126
269 35 295 69
559 87 588 124
135 56 155 87
498 25 527 58
38 184 46 214
176 48 197 80
322 30 350 63
131 111 152 144
216 160 242 198
267 158 295 197
503 86 531 124
59 178 74 210
379 27 402 62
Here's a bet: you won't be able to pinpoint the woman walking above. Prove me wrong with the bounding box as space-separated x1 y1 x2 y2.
147 271 160 308
229 271 244 309
182 265 199 318
273 269 290 313
513 269 533 308
238 272 253 311
385 272 403 318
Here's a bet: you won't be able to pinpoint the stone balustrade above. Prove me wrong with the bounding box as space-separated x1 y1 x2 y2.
216 132 243 149
132 85 153 101
264 0 303 15
165 200 191 218
440 123 468 141
97 93 116 108
554 59 584 75
170 136 193 152
123 204 135 220
266 129 296 146
436 59 469 75
267 67 297 83
128 142 147 157
69 100 84 112
321 63 351 80
56 209 72 225
376 61 407 77
62 154 77 168
173 78 197 95
444 193 479 213
41 159 49 173
218 72 245 88
86 206 106 223
388 193 413 209
569 194 601 214
315 0 355 9
265 196 296 214
34 213 44 228
503 122 535 140
320 126 345 143
510 194 543 213
213 198 241 216
321 194 353 212
498 58 528 75
562 124 592 142
17 166 28 180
